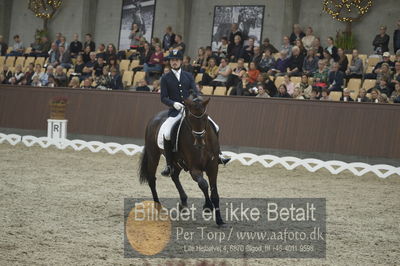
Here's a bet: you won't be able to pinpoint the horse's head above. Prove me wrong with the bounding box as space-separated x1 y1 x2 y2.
184 96 210 149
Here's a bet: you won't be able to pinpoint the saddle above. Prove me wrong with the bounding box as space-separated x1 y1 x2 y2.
157 112 185 151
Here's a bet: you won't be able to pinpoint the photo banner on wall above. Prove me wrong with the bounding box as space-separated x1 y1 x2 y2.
118 0 156 50
211 5 265 51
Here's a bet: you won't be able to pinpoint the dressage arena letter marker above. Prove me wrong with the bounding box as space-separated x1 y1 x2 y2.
47 119 68 140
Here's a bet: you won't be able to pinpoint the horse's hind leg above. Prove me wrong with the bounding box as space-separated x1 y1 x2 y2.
206 165 225 226
147 150 161 203
171 168 188 209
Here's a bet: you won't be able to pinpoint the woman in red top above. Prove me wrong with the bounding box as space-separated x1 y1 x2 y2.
247 62 260 84
143 44 164 77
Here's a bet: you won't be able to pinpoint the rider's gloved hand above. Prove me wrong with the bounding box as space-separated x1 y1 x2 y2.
173 102 184 111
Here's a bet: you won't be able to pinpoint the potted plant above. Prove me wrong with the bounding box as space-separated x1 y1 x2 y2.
49 96 68 119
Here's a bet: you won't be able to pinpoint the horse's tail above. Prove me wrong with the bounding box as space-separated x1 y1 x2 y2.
139 146 150 184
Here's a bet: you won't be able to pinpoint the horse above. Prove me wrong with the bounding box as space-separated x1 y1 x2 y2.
139 96 225 226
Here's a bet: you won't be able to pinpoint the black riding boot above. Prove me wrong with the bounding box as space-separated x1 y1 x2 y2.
161 138 174 176
212 125 231 165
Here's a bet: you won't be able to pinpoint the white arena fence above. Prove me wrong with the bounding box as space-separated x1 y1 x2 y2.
1 133 399 179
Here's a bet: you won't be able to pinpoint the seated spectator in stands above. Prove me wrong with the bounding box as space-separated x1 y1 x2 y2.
378 93 389 103
0 35 8 56
95 66 111 90
394 19 400 55
54 65 68 87
292 87 305 99
182 56 194 74
24 63 35 85
325 37 338 61
322 50 334 69
302 27 316 51
69 77 80 89
0 73 6 84
217 37 229 59
263 73 278 97
59 36 69 50
152 79 161 93
30 38 42 55
346 49 364 80
229 23 243 45
143 44 164 78
8 77 18 86
258 49 276 73
256 84 270 98
7 35 24 56
84 33 96 52
303 48 318 76
261 38 278 54
355 88 370 102
328 62 345 91
201 46 216 70
105 44 117 62
376 63 392 84
12 65 25 84
54 32 62 46
252 46 262 66
2 65 13 83
313 37 324 59
247 62 260 84
283 75 295 95
48 43 60 67
320 88 330 101
34 36 51 58
290 24 305 45
392 61 400 86
340 88 354 102
171 34 186 54
129 23 143 49
240 38 255 62
230 73 249 96
281 36 292 57
134 42 153 71
93 56 106 77
369 88 380 103
162 66 171 77
373 25 390 55
81 52 97 79
58 45 72 69
309 87 321 100
31 76 41 87
31 64 43 81
210 58 231 87
366 52 395 79
295 74 313 99
110 67 123 90
274 84 291 98
135 79 151 92
287 46 305 76
295 39 307 56
47 75 57 87
271 50 290 76
227 58 247 87
193 47 206 73
96 43 106 59
228 35 243 62
337 48 349 73
107 56 119 73
390 83 400 102
374 78 392 96
200 57 218 85
74 55 85 76
162 26 175 51
81 78 94 89
70 33 83 58
82 45 92 63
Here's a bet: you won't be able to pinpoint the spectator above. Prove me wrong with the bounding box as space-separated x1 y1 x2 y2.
292 87 305 99
58 45 72 69
303 48 318 76
370 88 380 103
81 78 94 89
134 42 153 71
328 62 345 91
261 38 278 54
210 58 231 87
107 56 120 73
82 52 97 79
96 43 106 58
228 35 243 62
70 33 83 58
31 75 42 87
105 44 117 63
95 66 111 90
162 26 176 51
313 37 324 59
130 23 143 49
256 84 270 98
295 39 307 56
30 38 42 56
93 56 106 77
394 19 400 54
247 61 260 84
376 63 392 84
181 55 194 74
84 34 96 52
323 49 334 69
227 58 247 87
230 73 250 96
229 23 243 45
295 74 313 99
31 64 43 81
287 46 305 76
217 37 229 59
320 88 330 101
3 65 13 82
257 49 276 75
152 79 161 93
54 65 68 87
7 35 24 56
302 27 316 51
12 65 25 84
271 50 290 76
136 79 151 92
374 78 392 96
373 25 390 55
82 46 92 63
74 55 86 76
200 57 218 85
378 93 389 103
337 48 349 73
59 36 69 50
69 77 80 89
309 87 321 100
390 83 400 102
392 61 400 87
313 60 329 90
281 36 293 57
24 63 35 85
240 38 255 62
252 46 263 66
325 37 338 61
275 84 291 98
143 43 164 80
366 52 395 79
171 34 185 54
47 75 57 87
340 88 354 102
54 32 62 47
289 24 305 45
151 37 161 50
346 49 364 80
110 67 123 90
48 43 60 67
0 35 8 56
193 47 206 73
283 74 295 95
356 88 370 102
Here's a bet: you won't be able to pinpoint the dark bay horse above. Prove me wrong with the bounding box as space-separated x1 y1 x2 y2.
139 97 225 226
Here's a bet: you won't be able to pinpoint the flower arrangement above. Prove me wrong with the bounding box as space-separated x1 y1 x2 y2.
49 96 68 119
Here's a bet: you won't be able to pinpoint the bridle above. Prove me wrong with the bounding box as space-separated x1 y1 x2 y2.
185 106 208 142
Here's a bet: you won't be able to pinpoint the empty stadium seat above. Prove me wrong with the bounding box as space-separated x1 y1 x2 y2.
130 60 140 69
5 56 16 67
14 57 25 67
119 60 131 72
274 76 285 88
195 73 203 83
122 70 134 86
201 86 214 95
290 76 301 84
133 71 146 85
0 56 5 66
214 86 227 96
347 79 362 96
35 57 45 67
228 62 238 70
365 66 374 74
367 57 380 67
362 79 377 91
24 57 35 68
329 91 342 101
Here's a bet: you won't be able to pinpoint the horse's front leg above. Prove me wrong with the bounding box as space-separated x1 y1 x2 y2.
190 170 213 212
171 167 188 209
206 164 225 226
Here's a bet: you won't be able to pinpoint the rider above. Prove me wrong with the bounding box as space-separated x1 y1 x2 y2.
160 49 230 177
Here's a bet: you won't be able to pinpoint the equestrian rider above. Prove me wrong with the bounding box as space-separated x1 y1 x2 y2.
160 49 230 176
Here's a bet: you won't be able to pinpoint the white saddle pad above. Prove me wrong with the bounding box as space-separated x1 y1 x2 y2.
157 113 184 149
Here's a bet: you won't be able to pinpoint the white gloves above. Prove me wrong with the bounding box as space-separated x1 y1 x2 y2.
173 102 184 111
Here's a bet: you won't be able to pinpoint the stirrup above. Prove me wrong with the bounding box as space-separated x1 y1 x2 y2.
161 165 172 177
218 155 230 165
